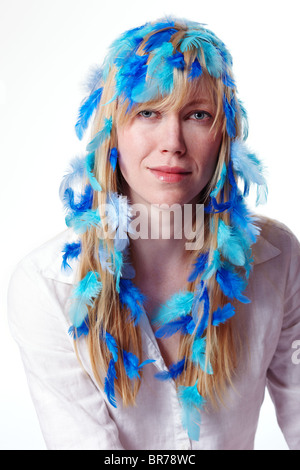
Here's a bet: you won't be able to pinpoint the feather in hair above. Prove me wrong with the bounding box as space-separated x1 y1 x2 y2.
155 358 186 381
230 194 260 244
61 241 81 271
188 252 209 282
85 152 102 192
201 249 222 281
223 94 236 138
230 139 268 205
212 302 235 327
201 41 223 78
67 208 101 234
166 52 185 70
147 42 174 77
109 147 118 172
188 58 202 80
69 271 102 327
216 265 250 304
101 330 118 362
191 337 213 374
83 64 103 94
86 117 113 152
119 278 147 325
68 317 89 338
194 286 210 337
59 156 86 201
154 316 195 339
143 28 177 52
152 291 194 327
75 87 103 140
104 359 117 408
123 350 155 380
217 219 246 266
177 380 206 441
210 162 227 198
63 185 93 214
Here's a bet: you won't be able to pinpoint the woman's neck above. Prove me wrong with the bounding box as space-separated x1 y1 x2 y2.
128 203 194 318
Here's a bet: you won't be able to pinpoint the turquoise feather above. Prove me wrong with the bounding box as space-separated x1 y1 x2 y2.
152 291 194 327
177 380 206 441
69 271 102 327
217 220 246 266
86 117 113 152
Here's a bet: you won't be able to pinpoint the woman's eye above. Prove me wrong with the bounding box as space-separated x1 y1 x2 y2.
190 111 211 120
139 110 156 118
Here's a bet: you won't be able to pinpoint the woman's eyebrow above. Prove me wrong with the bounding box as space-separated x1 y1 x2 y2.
184 99 212 107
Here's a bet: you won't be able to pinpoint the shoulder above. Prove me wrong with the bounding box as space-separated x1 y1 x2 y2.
7 230 78 345
252 214 300 266
9 229 79 288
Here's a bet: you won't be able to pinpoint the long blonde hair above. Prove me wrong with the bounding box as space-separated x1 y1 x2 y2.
75 19 248 409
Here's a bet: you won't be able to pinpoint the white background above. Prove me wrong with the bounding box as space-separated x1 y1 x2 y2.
1 0 299 450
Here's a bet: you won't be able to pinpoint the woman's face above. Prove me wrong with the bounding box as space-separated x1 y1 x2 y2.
116 84 223 207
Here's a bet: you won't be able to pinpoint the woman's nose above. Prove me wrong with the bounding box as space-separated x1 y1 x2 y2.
159 114 186 157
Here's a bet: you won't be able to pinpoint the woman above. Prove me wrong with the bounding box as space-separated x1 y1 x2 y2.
8 16 300 450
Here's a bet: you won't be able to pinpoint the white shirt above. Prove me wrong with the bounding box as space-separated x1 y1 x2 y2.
7 215 300 450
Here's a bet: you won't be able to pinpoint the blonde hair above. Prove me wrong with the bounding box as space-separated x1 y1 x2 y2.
76 19 246 409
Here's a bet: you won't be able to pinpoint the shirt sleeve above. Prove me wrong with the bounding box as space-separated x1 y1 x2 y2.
266 229 300 450
7 256 124 450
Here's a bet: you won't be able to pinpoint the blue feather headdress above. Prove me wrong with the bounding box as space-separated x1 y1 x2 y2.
59 16 268 442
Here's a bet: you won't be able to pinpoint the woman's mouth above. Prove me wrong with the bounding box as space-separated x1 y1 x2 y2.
149 166 192 183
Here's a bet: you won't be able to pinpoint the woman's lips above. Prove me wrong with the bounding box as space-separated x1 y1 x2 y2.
149 166 192 183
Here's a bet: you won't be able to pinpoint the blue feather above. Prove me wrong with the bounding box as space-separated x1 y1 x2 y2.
104 359 117 408
222 71 236 89
68 316 89 338
123 350 155 380
143 28 177 52
109 147 118 172
61 241 81 271
86 117 113 152
177 380 206 441
155 358 186 381
115 54 148 107
166 52 185 70
155 316 194 339
212 303 235 326
223 93 236 138
119 278 146 325
216 265 250 304
75 87 103 140
188 58 203 80
195 287 210 337
63 185 93 215
188 252 209 282
230 194 260 244
102 331 118 362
